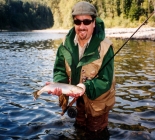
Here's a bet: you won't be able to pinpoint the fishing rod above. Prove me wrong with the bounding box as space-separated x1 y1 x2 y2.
62 9 155 118
95 9 155 78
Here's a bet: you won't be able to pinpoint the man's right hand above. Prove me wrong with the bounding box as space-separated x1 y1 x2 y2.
48 87 62 96
46 82 62 96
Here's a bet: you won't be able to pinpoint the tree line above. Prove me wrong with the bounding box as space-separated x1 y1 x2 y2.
0 0 155 31
0 0 54 31
51 0 155 28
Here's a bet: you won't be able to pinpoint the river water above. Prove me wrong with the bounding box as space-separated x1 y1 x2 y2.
0 31 155 140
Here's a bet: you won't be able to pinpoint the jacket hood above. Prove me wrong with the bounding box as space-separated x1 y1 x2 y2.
94 17 105 40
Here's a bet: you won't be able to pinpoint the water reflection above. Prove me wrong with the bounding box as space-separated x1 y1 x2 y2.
0 32 155 139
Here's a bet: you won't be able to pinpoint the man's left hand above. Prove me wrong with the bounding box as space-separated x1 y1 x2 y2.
67 83 86 98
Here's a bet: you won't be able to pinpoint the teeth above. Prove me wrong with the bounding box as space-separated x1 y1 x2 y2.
80 31 86 34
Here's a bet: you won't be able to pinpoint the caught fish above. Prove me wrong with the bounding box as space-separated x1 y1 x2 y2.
33 82 83 100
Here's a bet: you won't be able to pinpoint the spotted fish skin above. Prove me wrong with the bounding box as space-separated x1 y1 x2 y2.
33 83 83 100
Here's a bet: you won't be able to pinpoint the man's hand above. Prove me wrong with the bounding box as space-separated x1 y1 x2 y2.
48 87 62 96
46 82 62 96
67 83 86 98
46 82 85 97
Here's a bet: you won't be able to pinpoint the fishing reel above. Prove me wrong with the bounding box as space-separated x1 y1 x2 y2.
67 106 77 118
62 98 78 118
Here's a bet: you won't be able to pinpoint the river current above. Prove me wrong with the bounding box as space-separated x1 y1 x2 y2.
0 31 155 140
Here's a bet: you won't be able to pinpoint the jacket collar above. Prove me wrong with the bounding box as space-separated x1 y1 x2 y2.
74 34 92 48
63 17 105 68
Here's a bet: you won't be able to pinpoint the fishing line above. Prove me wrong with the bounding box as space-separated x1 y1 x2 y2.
94 9 155 78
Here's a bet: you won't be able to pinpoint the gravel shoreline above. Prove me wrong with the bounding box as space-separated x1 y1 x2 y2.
37 27 155 41
25 27 155 41
105 28 155 41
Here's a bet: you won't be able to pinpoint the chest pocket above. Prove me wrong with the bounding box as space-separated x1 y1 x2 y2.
80 38 112 83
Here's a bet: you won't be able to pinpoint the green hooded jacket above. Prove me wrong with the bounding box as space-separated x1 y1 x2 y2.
53 18 114 100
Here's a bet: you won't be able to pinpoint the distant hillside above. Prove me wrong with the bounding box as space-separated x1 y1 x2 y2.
50 0 155 28
0 0 155 31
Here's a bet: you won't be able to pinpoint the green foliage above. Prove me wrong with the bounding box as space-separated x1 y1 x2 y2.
148 15 155 26
0 0 155 30
115 0 121 16
0 0 54 31
121 0 132 18
129 1 141 20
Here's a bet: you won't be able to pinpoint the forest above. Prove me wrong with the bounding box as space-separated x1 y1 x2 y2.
0 0 155 31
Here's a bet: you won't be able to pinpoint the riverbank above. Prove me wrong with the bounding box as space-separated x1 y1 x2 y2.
2 27 155 41
34 27 155 41
105 27 155 41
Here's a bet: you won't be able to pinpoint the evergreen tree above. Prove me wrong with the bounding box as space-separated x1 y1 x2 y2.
115 0 121 16
0 0 154 30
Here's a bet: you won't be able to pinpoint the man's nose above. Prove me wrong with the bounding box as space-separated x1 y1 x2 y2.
79 22 85 28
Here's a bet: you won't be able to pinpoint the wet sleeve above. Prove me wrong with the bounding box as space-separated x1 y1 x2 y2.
53 45 69 83
84 46 114 100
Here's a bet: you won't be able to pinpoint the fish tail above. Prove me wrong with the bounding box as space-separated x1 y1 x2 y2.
33 90 39 100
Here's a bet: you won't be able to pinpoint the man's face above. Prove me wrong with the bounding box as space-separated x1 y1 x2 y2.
73 15 95 41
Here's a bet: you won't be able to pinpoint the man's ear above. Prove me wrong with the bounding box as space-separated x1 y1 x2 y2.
93 20 96 28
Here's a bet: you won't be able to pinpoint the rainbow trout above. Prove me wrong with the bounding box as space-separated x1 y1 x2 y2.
33 83 83 100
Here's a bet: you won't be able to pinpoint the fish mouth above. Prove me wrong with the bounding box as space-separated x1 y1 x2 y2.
33 90 39 100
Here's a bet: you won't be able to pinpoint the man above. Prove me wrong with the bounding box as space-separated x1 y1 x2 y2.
48 1 115 139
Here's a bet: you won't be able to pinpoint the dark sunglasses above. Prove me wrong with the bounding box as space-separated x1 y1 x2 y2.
74 19 94 25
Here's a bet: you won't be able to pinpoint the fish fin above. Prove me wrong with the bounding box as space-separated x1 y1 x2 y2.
59 94 69 111
33 97 36 101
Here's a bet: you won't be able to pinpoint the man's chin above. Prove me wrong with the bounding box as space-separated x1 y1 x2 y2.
79 35 87 40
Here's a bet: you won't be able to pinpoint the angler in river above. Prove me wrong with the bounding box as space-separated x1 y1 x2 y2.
33 2 155 139
46 1 115 140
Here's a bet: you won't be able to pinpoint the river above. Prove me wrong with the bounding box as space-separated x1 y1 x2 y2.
0 31 155 140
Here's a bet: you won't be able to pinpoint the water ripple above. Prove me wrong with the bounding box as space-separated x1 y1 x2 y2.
0 33 155 139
